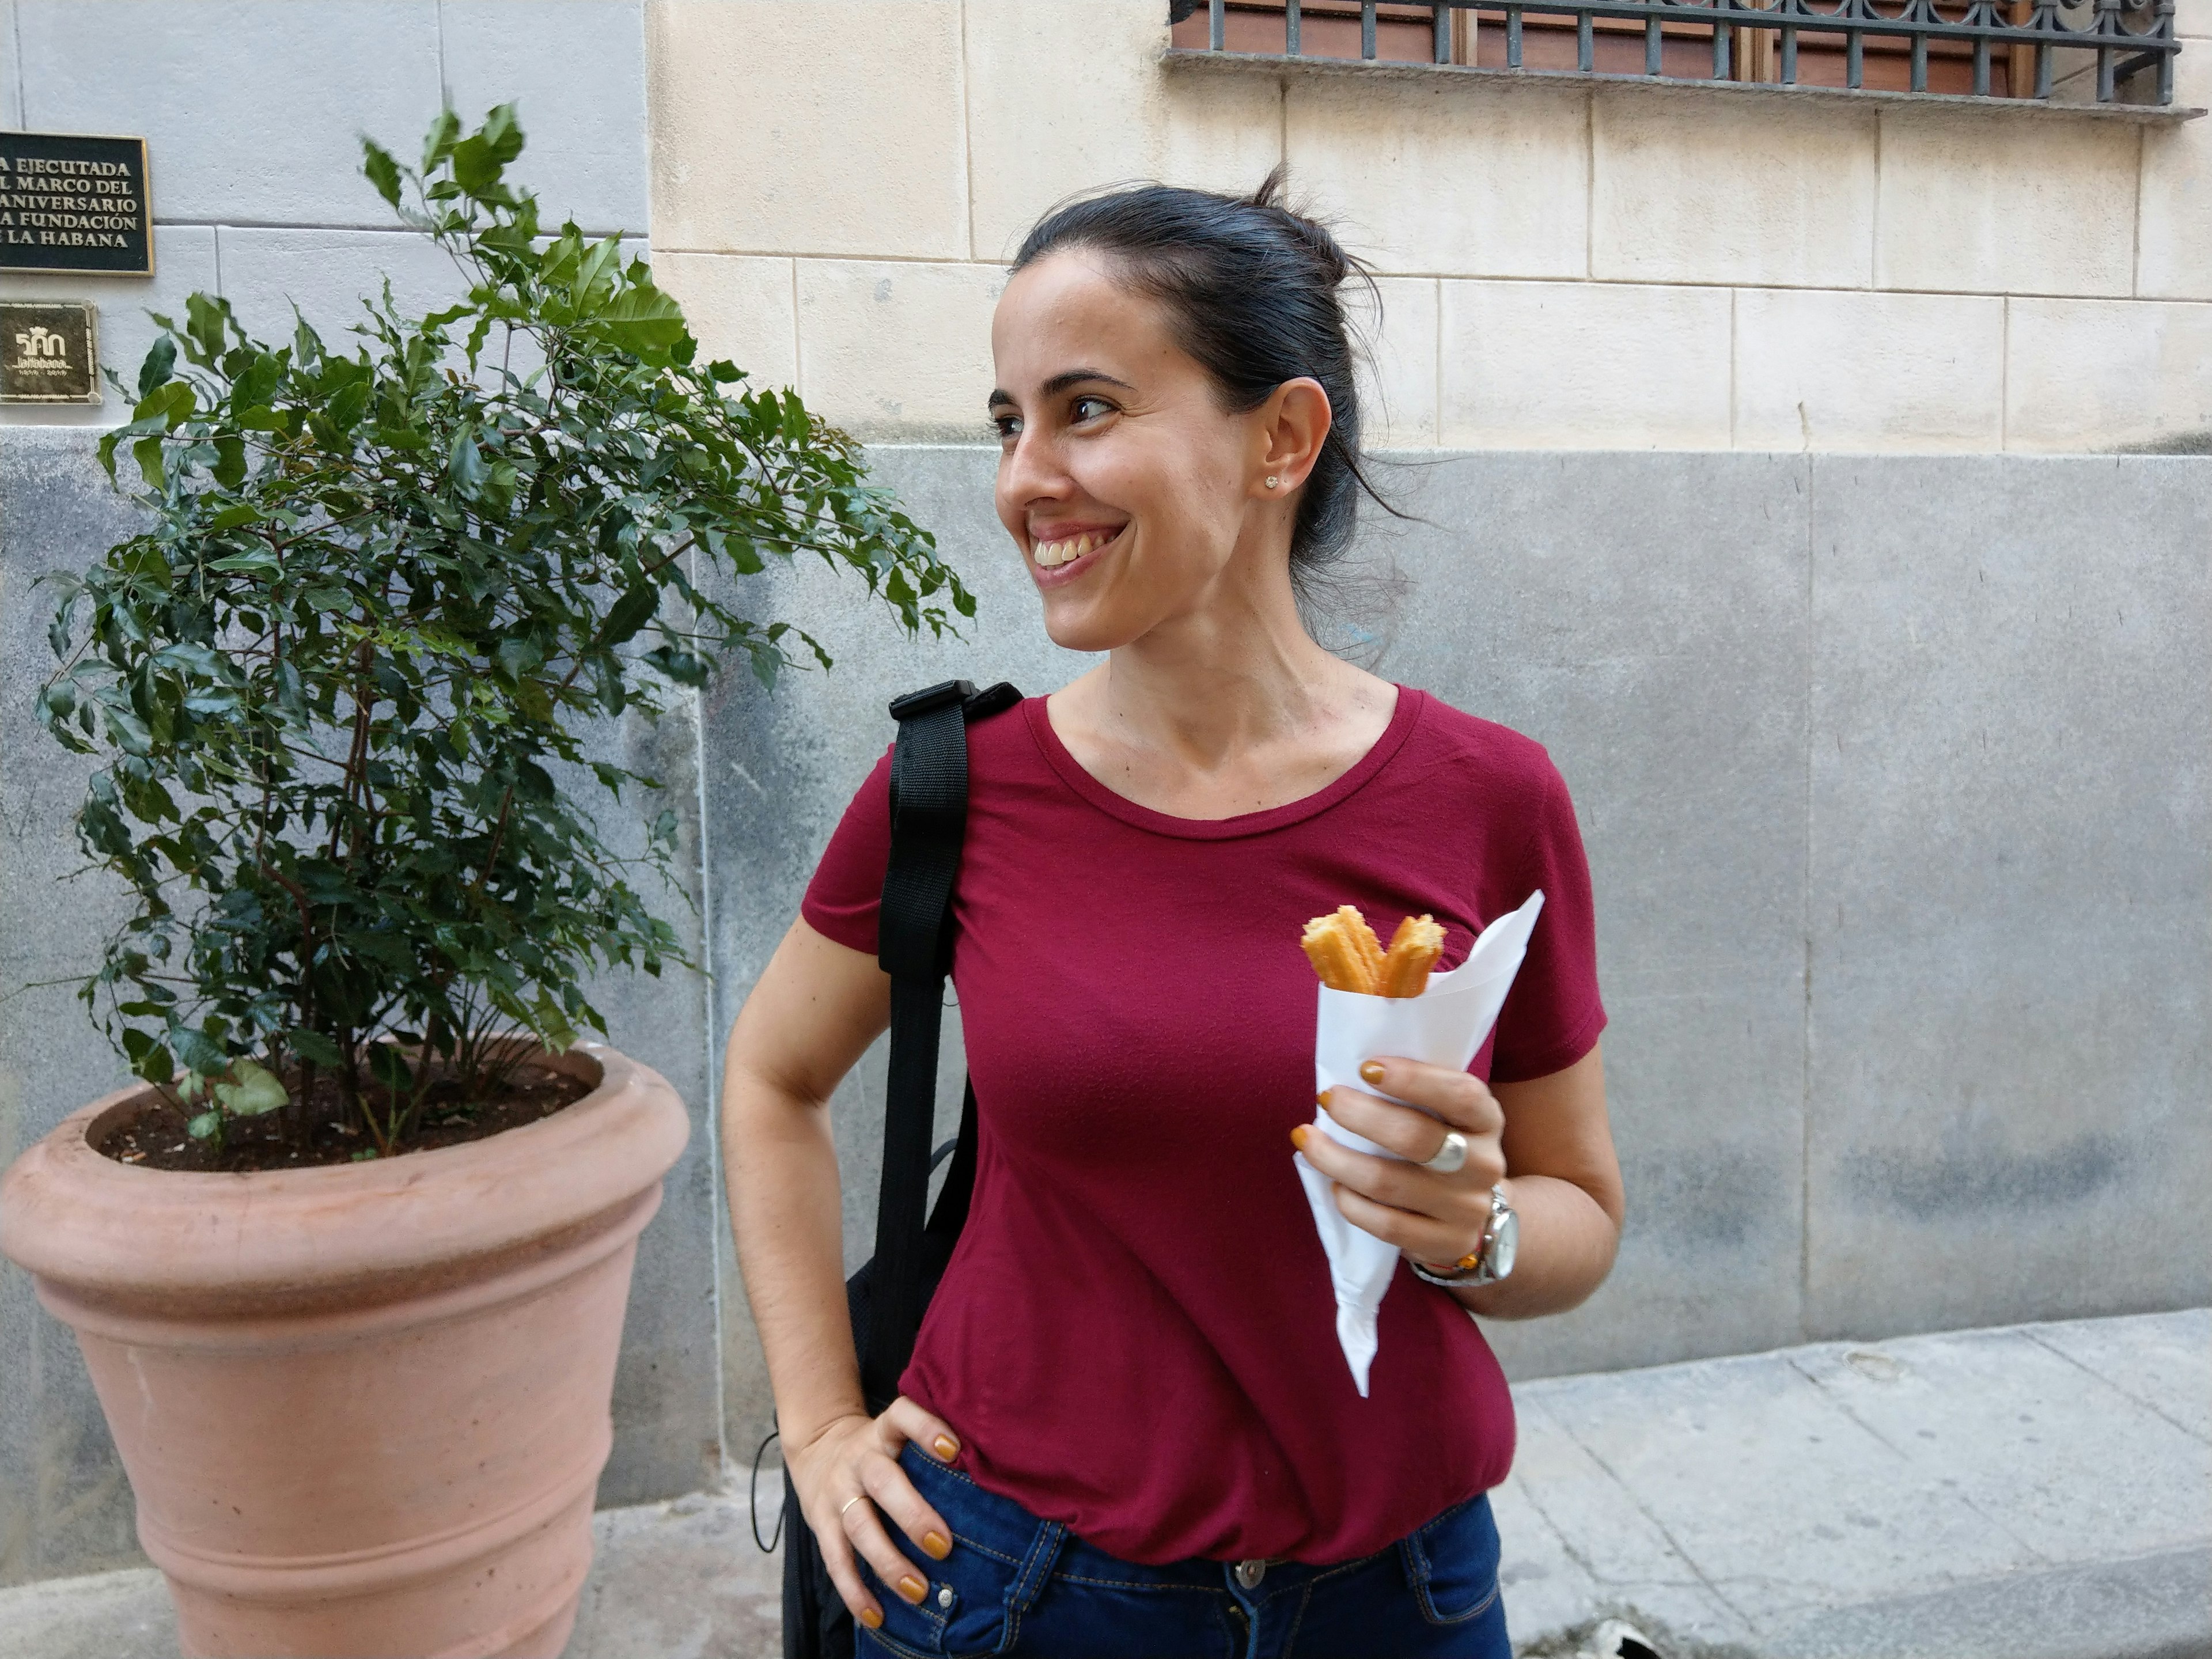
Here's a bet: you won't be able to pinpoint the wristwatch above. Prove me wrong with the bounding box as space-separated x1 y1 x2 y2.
1410 1185 1517 1288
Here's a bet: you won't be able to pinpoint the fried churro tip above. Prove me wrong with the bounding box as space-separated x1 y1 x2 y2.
1377 912 1445 998
1301 907 1381 995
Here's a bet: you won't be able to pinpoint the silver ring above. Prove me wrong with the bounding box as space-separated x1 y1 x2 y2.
1422 1129 1469 1175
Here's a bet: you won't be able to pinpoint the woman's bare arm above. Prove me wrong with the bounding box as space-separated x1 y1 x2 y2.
1459 1044 1622 1319
720 918 963 1628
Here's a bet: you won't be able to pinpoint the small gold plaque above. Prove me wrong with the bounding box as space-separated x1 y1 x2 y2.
0 300 100 403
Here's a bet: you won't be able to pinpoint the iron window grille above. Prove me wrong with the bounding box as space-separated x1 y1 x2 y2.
1174 0 2183 105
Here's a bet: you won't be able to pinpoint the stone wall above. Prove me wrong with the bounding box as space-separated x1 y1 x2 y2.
645 0 2212 453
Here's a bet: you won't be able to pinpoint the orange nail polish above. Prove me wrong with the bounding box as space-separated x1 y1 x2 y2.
932 1433 960 1461
860 1608 884 1630
923 1529 952 1560
1290 1124 1310 1150
898 1574 927 1604
1360 1060 1385 1085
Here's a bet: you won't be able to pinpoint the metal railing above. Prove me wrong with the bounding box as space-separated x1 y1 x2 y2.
1188 0 2181 104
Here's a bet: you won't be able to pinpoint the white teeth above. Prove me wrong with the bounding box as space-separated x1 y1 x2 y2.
1034 529 1113 569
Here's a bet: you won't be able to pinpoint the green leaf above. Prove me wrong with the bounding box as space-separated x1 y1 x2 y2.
599 584 659 648
212 1057 289 1117
449 427 487 492
136 335 176 399
212 434 247 490
285 1029 343 1069
362 138 404 207
600 284 687 355
184 293 229 363
187 1111 223 1141
421 107 462 173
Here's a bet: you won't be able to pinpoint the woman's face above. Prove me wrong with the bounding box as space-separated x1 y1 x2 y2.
990 250 1302 654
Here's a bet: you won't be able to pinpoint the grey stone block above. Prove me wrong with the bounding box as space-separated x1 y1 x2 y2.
211 224 470 356
1369 451 1813 1381
0 224 221 431
1804 456 2212 1340
2024 1306 2212 1446
12 1 445 228
439 0 650 237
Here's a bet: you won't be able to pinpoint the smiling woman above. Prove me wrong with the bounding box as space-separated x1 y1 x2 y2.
722 173 1626 1658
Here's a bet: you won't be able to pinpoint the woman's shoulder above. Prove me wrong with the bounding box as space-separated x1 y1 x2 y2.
1399 688 1564 802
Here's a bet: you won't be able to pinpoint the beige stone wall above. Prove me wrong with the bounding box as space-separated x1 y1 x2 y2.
651 0 2210 452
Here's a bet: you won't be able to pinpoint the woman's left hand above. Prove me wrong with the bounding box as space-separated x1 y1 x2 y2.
1294 1057 1505 1270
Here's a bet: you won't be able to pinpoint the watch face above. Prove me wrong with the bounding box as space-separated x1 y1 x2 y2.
1490 1208 1519 1280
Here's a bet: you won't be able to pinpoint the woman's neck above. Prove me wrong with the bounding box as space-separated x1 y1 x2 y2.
1050 560 1396 820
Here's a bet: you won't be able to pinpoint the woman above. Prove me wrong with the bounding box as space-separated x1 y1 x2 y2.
722 175 1626 1658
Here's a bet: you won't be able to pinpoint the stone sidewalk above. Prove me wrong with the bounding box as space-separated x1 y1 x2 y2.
3 1310 2204 1658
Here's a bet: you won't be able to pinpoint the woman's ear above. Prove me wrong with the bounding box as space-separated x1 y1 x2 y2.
1251 377 1334 499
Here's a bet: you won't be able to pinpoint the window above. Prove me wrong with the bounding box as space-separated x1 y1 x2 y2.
1168 0 2183 107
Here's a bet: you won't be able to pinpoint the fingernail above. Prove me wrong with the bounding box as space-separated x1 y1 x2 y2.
923 1529 952 1560
1360 1060 1385 1085
931 1433 959 1461
1317 1089 1329 1105
1290 1124 1310 1150
860 1607 884 1630
898 1574 927 1604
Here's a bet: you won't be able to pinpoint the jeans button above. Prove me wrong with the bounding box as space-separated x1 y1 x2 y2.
936 1584 953 1609
1234 1559 1267 1589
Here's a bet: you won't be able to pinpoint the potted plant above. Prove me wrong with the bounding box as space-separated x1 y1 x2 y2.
0 108 968 1658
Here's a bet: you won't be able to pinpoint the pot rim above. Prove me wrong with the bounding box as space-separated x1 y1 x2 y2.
0 1041 690 1309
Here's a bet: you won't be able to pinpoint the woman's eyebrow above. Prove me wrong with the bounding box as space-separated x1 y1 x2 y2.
1040 368 1137 398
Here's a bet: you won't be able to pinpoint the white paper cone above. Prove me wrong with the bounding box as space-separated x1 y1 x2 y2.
1293 891 1546 1396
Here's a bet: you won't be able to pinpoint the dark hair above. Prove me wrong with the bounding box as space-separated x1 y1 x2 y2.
1010 168 1397 595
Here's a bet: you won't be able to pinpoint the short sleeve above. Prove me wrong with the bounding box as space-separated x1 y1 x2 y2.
1487 756 1607 1084
798 745 894 956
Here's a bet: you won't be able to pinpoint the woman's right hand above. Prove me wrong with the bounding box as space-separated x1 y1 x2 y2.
787 1397 965 1631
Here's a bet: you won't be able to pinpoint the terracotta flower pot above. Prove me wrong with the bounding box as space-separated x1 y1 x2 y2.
0 1043 688 1658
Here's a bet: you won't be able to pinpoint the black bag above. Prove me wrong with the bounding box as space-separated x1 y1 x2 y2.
781 678 1021 1659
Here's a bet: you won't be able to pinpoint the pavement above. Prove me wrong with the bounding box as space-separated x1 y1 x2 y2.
1 1309 2203 1659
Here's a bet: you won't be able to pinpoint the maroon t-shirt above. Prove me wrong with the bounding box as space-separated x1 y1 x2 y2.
801 687 1605 1565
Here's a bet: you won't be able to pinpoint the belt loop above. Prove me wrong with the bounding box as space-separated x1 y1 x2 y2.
1005 1516 1067 1621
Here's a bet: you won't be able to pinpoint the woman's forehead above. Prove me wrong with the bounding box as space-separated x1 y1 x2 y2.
992 252 1180 390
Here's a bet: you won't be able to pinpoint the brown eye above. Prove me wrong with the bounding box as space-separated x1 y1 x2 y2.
1070 395 1113 424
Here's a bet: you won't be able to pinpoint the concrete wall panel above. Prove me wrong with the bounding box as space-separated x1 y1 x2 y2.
795 260 1002 440
1592 94 1877 289
211 225 469 354
1733 288 2007 453
439 0 650 237
1285 77 1589 280
12 0 444 228
1873 109 2138 299
1371 453 1815 1378
2138 54 2212 304
646 0 966 259
1438 279 1734 449
1804 455 2212 1339
2005 297 2212 453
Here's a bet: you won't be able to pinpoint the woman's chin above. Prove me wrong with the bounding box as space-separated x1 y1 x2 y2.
1039 599 1145 657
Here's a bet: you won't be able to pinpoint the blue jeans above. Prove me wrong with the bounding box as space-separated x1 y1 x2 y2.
857 1444 1510 1659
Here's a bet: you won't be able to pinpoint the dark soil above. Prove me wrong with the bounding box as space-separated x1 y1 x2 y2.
97 1064 594 1173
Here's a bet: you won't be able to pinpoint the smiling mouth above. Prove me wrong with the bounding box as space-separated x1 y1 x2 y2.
1031 527 1122 570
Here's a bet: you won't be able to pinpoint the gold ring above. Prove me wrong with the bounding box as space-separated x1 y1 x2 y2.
839 1494 866 1520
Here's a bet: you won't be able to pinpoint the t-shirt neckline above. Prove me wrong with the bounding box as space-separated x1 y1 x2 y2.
1021 684 1425 842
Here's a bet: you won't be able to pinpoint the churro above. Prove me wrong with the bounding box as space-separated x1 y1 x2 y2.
1301 906 1383 995
1377 914 1445 998
1302 907 1446 998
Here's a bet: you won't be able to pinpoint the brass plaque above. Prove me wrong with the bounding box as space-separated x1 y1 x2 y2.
0 132 152 275
1 300 100 403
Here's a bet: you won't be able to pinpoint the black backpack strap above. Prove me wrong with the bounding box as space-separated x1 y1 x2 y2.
860 679 1016 1406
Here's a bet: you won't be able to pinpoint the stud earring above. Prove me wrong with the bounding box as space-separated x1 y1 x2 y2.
1265 475 1279 489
